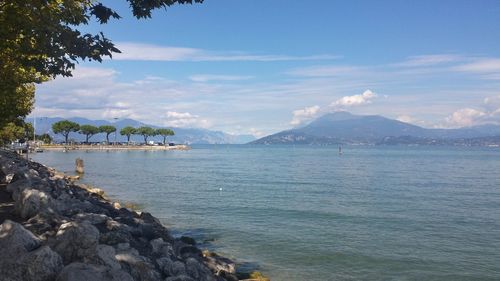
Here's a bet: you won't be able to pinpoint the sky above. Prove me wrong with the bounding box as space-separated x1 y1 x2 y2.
32 0 500 137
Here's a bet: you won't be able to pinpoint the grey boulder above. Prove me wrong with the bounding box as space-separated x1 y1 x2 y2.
56 262 133 281
52 221 100 264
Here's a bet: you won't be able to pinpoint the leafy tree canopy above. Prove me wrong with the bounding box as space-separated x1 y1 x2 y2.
120 126 136 136
52 120 80 143
136 126 156 136
79 124 99 142
98 125 116 134
136 126 156 143
0 0 203 126
120 126 136 143
156 128 175 144
37 133 53 144
99 125 116 143
0 120 26 145
156 128 175 137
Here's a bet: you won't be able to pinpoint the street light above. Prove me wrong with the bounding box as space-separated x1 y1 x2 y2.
113 117 118 145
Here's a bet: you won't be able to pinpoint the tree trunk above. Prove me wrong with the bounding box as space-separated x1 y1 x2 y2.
163 136 166 145
85 134 89 143
64 133 69 144
143 135 148 144
106 133 110 144
127 135 131 144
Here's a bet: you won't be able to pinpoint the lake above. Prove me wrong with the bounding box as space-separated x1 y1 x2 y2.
33 145 500 280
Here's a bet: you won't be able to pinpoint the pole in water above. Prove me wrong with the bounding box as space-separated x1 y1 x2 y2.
75 158 84 174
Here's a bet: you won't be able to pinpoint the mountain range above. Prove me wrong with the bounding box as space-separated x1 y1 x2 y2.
251 111 500 145
31 117 255 144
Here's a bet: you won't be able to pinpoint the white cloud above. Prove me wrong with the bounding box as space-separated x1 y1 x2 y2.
189 74 254 82
395 114 432 127
442 94 500 128
396 115 417 124
445 108 487 127
398 54 462 67
31 52 500 135
290 105 321 126
331 89 377 108
33 66 219 127
114 42 338 62
249 128 266 138
454 58 500 73
164 111 211 128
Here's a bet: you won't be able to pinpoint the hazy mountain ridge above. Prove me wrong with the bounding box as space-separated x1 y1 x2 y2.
251 112 500 145
31 117 255 144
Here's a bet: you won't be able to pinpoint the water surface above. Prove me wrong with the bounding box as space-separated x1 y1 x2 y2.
33 145 500 280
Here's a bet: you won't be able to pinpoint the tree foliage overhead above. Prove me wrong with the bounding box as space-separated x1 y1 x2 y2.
52 120 80 144
0 0 203 127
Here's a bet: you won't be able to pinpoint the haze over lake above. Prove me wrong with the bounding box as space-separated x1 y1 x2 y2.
33 145 500 281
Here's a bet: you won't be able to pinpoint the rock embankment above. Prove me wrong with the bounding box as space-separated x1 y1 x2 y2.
0 149 238 281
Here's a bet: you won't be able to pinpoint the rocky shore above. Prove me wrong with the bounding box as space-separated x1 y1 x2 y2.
0 149 239 281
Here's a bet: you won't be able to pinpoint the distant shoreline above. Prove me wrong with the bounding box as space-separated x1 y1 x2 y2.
40 144 191 151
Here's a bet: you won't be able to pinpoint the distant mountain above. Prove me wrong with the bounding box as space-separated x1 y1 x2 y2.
30 117 255 144
251 111 500 145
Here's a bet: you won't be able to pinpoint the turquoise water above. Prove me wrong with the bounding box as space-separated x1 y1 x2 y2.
33 145 500 280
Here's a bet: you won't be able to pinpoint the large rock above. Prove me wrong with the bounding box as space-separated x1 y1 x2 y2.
52 221 100 264
16 188 55 219
0 220 40 256
150 238 174 257
173 240 202 259
56 262 134 281
115 248 162 281
185 257 216 281
90 244 121 270
0 221 63 281
100 230 133 246
204 253 236 275
16 246 64 281
156 258 187 277
6 178 31 201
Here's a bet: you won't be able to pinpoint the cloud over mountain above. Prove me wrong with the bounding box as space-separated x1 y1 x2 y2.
290 105 321 126
331 90 377 108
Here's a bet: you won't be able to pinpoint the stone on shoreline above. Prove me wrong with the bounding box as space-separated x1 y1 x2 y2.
0 219 40 254
0 220 63 281
17 188 55 219
0 149 241 281
56 262 134 281
52 221 100 264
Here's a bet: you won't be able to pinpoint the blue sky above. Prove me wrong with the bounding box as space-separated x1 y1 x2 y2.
33 0 500 136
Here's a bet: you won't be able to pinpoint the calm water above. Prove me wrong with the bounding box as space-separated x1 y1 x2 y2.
33 145 500 280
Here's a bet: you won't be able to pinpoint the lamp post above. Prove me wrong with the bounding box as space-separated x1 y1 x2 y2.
113 117 118 145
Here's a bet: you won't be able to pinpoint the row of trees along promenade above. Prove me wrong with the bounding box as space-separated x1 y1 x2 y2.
52 120 174 145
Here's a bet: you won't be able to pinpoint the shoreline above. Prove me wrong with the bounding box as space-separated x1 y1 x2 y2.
40 144 191 151
0 149 252 281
